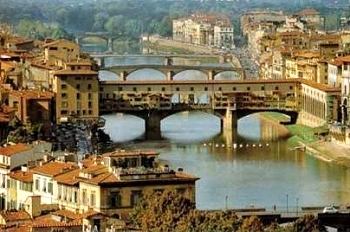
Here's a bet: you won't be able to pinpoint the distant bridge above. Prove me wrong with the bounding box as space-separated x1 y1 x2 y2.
75 31 117 52
101 64 245 81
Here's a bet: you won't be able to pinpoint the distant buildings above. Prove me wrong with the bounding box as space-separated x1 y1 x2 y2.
0 35 99 126
173 13 235 49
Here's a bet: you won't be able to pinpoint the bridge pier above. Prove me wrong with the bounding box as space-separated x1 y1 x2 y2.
145 111 162 140
166 71 175 81
208 70 216 81
221 108 238 132
120 71 128 81
107 38 113 52
75 37 80 46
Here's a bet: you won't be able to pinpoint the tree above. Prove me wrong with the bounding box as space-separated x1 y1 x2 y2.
104 15 125 35
293 215 326 232
130 191 195 231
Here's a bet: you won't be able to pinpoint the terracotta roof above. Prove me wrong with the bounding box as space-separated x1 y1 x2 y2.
54 69 98 75
32 214 82 228
8 169 33 183
10 90 54 100
2 225 31 232
32 161 77 177
337 55 350 63
301 79 341 93
52 209 104 221
0 143 31 157
54 168 80 186
42 39 77 48
51 209 80 220
0 211 31 222
102 150 159 158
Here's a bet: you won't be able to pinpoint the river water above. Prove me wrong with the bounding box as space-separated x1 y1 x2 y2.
89 46 350 211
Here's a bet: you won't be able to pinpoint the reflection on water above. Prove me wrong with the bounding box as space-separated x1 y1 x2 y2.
102 112 350 209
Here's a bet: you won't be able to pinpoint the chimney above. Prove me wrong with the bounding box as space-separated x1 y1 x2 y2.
24 195 41 218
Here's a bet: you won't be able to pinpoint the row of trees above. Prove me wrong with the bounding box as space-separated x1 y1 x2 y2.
1 0 346 41
130 191 326 232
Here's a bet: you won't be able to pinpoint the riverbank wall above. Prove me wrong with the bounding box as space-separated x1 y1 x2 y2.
259 112 350 168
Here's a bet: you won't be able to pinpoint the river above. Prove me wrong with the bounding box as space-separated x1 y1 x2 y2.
86 44 350 211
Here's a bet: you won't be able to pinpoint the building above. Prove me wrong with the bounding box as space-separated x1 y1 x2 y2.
5 149 198 230
0 142 51 209
173 13 234 49
42 39 81 67
8 90 54 134
53 67 99 123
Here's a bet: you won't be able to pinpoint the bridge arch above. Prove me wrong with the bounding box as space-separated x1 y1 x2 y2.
98 70 120 81
125 68 166 81
214 71 241 80
172 70 208 81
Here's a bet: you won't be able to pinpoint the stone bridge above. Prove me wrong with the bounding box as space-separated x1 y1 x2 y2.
75 32 117 52
99 79 301 139
101 64 245 81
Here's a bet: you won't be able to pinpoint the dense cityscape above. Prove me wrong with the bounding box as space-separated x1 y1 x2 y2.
0 0 350 231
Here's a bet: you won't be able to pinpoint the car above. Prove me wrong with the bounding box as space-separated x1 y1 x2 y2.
322 206 338 213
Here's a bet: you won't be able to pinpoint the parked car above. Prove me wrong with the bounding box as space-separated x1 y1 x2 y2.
323 206 338 213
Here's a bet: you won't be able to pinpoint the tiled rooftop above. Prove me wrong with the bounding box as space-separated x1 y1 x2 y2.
32 161 77 177
10 90 54 100
0 210 31 222
9 169 33 183
0 143 31 157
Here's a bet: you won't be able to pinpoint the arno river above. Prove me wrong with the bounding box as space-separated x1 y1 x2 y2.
88 44 350 211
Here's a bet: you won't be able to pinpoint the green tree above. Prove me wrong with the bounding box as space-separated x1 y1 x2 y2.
104 15 125 35
130 191 195 231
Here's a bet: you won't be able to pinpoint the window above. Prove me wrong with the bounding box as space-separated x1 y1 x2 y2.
82 110 86 115
88 93 92 100
148 87 152 91
61 93 67 99
176 87 180 91
61 110 68 115
289 86 293 90
275 86 279 91
261 86 265 91
82 189 87 204
162 87 166 91
73 191 78 203
232 87 236 91
88 84 92 90
76 93 80 100
110 192 122 208
133 87 137 91
42 179 47 192
91 191 96 206
61 102 68 108
204 87 208 91
247 87 250 91
88 102 92 108
218 87 222 91
61 84 67 90
190 87 194 91
100 87 104 91
130 190 142 207
75 76 81 80
76 84 80 89
48 182 53 194
35 178 40 191
118 87 123 91
58 185 62 199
